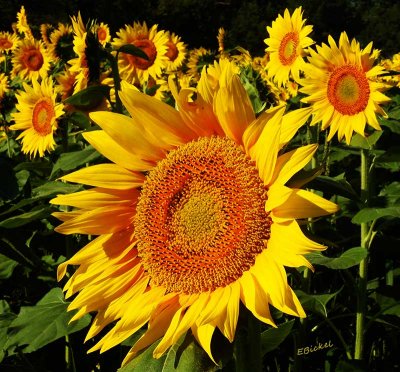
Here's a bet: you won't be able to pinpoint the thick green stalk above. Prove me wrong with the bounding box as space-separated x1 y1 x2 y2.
354 148 370 360
234 310 262 372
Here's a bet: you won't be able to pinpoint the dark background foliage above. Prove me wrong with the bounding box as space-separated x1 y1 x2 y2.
0 0 399 57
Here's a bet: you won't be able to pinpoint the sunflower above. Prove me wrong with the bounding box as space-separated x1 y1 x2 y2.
112 22 168 85
51 60 337 366
0 31 19 54
11 38 51 81
68 13 89 94
16 6 33 40
9 77 64 157
187 47 215 80
40 23 54 47
0 73 9 100
56 69 78 100
164 32 187 73
264 6 314 86
300 32 391 144
95 22 111 46
48 23 74 62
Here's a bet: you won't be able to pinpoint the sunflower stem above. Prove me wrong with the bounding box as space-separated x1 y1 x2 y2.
107 50 123 114
234 310 262 372
354 148 370 360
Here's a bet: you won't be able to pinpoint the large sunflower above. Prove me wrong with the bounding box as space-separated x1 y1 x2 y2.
112 22 168 85
9 77 64 157
11 38 51 80
300 32 391 144
52 60 337 366
264 6 314 86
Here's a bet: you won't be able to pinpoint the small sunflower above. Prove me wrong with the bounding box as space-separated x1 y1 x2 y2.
40 23 54 47
49 23 74 62
68 13 89 94
264 6 314 86
11 38 51 81
300 32 391 144
95 22 111 46
55 69 78 100
0 31 19 54
187 47 216 80
16 6 33 40
9 77 64 157
0 73 9 100
112 22 168 85
52 60 337 366
164 32 187 73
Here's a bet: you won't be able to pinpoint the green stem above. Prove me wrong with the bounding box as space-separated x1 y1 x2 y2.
354 148 370 360
234 310 262 372
108 51 123 114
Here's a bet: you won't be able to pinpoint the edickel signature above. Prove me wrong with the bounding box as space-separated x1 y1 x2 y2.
297 340 334 355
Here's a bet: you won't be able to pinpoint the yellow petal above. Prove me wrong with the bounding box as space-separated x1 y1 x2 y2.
54 205 134 235
269 185 339 219
251 115 281 186
280 107 312 148
214 66 255 144
120 89 196 145
83 131 154 172
271 144 318 185
89 111 164 161
239 271 276 327
60 164 144 190
192 323 217 364
222 281 240 342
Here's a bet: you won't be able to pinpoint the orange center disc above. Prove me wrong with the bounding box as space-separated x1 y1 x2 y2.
327 64 370 115
165 41 179 62
97 28 107 43
278 32 299 66
32 98 55 136
126 39 157 70
0 38 12 50
22 48 44 71
135 136 271 294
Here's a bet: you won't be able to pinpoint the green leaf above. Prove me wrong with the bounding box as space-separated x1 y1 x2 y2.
379 182 400 205
380 118 400 134
118 340 167 371
50 145 101 178
295 289 341 317
375 146 400 163
349 131 382 149
120 333 218 372
118 44 150 60
4 288 91 354
68 111 91 130
0 300 17 362
351 207 400 224
0 253 18 279
0 206 53 228
64 84 111 109
306 247 367 269
307 174 359 200
261 320 295 356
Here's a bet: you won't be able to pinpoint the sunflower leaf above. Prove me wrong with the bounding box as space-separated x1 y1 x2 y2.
64 84 111 109
0 300 17 362
0 253 18 279
261 319 295 356
4 288 90 354
349 131 382 149
0 206 53 229
50 145 101 179
305 247 367 269
295 290 341 317
351 206 400 224
118 44 149 60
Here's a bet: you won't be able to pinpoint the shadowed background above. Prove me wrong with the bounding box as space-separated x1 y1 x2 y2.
0 0 399 57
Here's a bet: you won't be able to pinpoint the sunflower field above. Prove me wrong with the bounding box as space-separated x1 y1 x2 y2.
1 4 400 372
